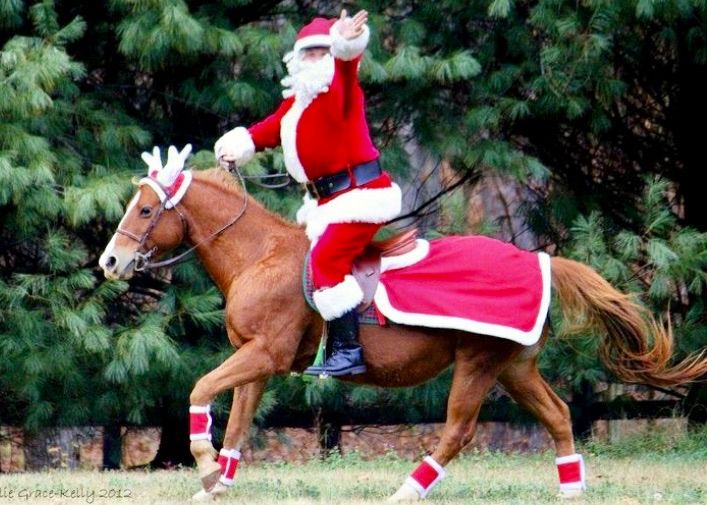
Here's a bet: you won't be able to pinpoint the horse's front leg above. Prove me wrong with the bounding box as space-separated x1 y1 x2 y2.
188 340 277 494
192 379 267 501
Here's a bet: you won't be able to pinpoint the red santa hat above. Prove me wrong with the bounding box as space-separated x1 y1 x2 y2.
293 17 336 53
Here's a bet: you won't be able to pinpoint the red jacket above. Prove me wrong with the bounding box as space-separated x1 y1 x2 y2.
248 57 382 185
241 25 401 244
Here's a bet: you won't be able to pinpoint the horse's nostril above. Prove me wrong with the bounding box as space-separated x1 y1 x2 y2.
105 255 117 270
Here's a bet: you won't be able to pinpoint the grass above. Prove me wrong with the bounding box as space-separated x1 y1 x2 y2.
0 428 705 504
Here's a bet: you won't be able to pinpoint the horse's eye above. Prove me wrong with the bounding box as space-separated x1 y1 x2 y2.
140 206 152 217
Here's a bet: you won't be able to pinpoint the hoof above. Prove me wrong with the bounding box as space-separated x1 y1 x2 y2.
190 440 220 484
388 482 421 502
200 469 221 492
558 488 584 499
191 488 214 502
192 482 230 502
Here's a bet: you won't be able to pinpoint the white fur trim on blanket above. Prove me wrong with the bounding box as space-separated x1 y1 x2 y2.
330 21 370 61
373 252 552 346
312 275 363 320
214 126 255 165
305 183 402 244
380 239 430 272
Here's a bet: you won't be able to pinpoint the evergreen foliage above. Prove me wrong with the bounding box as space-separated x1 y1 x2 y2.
541 177 707 391
0 0 705 454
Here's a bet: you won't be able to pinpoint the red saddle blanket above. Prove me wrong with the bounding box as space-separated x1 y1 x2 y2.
374 236 551 346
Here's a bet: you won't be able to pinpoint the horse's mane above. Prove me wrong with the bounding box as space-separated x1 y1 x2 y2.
194 167 246 193
193 168 299 229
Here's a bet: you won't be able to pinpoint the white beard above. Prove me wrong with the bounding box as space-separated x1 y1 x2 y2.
281 53 335 108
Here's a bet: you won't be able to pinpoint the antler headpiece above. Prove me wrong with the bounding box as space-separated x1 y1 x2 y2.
139 144 193 209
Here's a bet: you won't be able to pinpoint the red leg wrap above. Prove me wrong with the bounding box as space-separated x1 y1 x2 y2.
218 448 241 486
405 456 446 498
556 454 586 491
189 405 212 441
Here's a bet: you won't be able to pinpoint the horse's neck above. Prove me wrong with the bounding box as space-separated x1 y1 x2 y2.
181 174 305 294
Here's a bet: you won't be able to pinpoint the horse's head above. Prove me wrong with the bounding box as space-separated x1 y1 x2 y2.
99 145 193 280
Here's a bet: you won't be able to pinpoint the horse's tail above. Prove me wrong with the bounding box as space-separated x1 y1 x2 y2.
550 256 707 387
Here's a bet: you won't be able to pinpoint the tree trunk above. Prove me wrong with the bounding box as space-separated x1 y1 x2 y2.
150 409 193 468
673 24 707 231
102 424 121 470
317 410 342 458
25 427 101 470
683 384 707 427
571 380 595 440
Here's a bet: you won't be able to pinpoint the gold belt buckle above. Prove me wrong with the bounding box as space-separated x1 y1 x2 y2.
305 181 320 199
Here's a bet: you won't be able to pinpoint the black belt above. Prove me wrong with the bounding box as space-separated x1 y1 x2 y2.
304 159 382 199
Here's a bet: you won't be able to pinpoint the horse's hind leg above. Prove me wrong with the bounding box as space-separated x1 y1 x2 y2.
498 357 586 498
192 379 267 501
389 338 521 501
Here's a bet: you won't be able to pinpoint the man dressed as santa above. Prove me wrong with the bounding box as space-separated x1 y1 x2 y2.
214 10 401 376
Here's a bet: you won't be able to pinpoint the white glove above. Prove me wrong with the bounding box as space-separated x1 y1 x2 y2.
214 127 256 167
296 192 318 225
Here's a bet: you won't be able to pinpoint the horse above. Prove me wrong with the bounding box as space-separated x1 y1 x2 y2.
99 166 707 502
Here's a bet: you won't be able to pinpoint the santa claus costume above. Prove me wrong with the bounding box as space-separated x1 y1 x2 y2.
215 15 401 377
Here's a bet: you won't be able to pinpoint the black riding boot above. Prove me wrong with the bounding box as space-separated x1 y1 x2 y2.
303 309 367 376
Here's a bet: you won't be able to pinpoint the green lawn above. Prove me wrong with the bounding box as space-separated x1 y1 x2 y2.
1 430 705 504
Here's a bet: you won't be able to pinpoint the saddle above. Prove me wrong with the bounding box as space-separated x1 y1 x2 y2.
353 228 418 312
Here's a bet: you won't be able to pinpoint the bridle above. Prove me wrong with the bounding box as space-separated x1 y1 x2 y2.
116 168 250 272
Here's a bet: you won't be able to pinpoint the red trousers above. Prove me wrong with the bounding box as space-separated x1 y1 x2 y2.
311 222 381 289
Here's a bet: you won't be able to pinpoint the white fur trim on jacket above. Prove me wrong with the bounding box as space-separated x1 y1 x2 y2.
330 21 370 61
312 275 364 320
280 101 308 182
305 183 402 244
296 193 317 224
214 126 256 165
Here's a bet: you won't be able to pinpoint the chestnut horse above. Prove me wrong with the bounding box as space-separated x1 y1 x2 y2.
99 168 706 501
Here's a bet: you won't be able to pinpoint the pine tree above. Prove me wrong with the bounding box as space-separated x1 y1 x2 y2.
541 177 707 389
1 0 705 456
0 1 223 437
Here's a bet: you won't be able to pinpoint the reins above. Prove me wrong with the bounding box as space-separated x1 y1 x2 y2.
227 164 291 189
